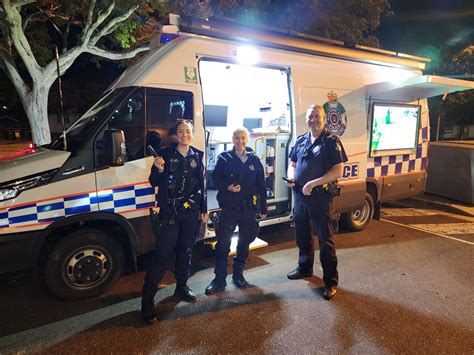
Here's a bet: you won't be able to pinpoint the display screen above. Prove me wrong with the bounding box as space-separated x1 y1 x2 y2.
204 105 228 127
370 103 420 155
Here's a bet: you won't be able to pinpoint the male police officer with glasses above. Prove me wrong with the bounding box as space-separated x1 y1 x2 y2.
205 128 267 294
285 104 347 300
141 120 206 324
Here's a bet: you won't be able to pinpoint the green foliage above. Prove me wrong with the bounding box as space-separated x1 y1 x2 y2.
428 44 474 132
114 20 138 48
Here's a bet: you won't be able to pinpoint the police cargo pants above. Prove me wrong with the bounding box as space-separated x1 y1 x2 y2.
214 205 258 281
142 210 200 302
293 190 338 287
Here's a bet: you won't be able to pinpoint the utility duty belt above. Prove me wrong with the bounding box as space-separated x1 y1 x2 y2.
169 191 202 215
293 181 341 197
233 194 260 209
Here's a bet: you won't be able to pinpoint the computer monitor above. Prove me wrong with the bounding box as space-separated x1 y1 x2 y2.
369 102 420 156
204 105 228 127
243 118 262 132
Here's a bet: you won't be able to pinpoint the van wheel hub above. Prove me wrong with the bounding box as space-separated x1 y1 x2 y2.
65 249 108 287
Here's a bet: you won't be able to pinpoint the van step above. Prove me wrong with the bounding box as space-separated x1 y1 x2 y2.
209 236 268 256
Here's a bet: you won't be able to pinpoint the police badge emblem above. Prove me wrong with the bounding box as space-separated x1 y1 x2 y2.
323 91 347 137
189 157 198 169
249 165 255 171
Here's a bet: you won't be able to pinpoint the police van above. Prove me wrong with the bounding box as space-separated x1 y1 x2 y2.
1 15 473 300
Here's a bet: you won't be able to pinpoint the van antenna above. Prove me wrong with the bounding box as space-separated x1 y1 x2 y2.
55 46 67 151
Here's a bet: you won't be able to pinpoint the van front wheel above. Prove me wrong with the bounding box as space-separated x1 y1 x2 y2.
342 192 374 231
44 229 124 301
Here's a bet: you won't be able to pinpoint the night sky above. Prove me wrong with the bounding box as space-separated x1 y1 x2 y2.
377 0 474 66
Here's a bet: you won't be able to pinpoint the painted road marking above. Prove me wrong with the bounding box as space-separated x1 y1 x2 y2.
381 218 474 245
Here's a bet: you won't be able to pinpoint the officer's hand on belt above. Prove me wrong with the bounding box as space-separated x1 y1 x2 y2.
303 181 316 195
258 213 267 219
154 156 165 173
227 184 241 193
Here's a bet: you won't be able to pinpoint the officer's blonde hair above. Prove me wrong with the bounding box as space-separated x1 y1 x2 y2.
232 127 250 139
306 104 325 117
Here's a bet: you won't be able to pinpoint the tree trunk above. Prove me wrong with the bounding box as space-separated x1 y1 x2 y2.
24 86 52 146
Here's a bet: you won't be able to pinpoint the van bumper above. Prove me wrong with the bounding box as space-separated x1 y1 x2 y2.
0 230 40 274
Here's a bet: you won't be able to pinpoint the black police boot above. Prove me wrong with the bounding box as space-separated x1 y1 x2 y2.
174 283 197 302
323 285 337 300
141 288 157 325
205 279 227 295
287 267 313 280
232 271 248 288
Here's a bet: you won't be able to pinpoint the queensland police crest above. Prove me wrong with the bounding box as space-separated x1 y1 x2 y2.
323 91 347 137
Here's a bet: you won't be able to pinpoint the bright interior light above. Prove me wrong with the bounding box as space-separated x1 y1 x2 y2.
236 47 259 65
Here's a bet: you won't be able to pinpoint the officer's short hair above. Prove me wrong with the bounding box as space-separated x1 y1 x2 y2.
232 127 250 139
307 104 325 117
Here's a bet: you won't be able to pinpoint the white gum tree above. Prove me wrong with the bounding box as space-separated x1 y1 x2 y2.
0 0 156 146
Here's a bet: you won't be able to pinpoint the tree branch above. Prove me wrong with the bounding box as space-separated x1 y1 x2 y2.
81 0 96 42
22 10 41 31
91 5 138 45
85 45 149 60
42 45 82 87
82 0 114 45
11 0 35 8
2 0 42 80
0 47 28 98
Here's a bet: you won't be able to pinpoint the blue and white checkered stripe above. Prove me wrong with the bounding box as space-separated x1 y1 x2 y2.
366 126 429 178
0 183 157 230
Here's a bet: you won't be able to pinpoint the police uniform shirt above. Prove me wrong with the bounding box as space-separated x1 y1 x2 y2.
212 147 267 214
289 128 348 188
149 143 205 216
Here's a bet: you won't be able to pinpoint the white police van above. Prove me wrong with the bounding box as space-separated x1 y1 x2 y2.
1 15 472 300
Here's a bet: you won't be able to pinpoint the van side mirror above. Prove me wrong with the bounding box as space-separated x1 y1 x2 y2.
103 129 125 166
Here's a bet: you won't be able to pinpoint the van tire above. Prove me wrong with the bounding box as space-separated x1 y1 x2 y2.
44 229 124 301
342 192 374 231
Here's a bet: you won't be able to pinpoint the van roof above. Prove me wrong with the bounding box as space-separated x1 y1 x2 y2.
175 15 430 70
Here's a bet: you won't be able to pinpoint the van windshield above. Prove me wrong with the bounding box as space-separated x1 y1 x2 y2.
49 88 134 152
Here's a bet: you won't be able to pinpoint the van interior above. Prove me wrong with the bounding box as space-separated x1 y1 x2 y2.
199 60 293 217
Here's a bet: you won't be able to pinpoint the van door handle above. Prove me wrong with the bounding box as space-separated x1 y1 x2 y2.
62 165 85 176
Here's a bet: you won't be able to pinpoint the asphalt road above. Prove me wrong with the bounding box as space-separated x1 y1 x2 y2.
0 206 473 354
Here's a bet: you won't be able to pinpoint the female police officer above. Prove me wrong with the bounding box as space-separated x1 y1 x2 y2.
205 128 267 294
285 104 347 301
141 120 206 324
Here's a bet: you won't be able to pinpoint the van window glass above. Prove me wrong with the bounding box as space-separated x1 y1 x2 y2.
50 88 133 152
145 88 193 151
108 89 146 161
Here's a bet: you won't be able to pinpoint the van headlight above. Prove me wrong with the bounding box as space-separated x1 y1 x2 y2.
0 169 58 202
0 188 19 201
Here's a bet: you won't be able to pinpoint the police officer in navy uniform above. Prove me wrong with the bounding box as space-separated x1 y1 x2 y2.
285 104 347 300
205 128 267 294
141 120 206 324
